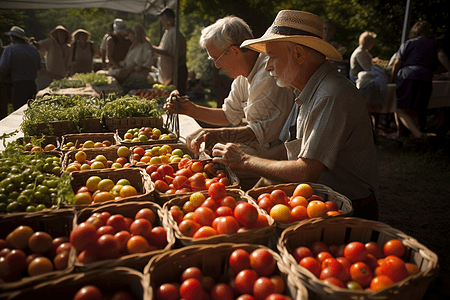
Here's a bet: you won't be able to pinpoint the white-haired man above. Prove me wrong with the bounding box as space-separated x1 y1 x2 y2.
212 10 380 220
165 16 294 162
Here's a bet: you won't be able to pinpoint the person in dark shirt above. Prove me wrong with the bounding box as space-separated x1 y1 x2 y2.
0 26 40 111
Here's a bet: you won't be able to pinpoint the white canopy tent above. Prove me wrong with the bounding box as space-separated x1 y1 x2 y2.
0 0 176 15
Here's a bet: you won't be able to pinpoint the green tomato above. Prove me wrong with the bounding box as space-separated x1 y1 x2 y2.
35 204 47 211
0 193 8 203
37 185 49 195
6 202 19 213
8 191 20 201
26 205 36 212
35 174 46 184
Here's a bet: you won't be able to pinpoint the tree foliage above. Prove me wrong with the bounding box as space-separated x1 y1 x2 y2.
1 0 449 84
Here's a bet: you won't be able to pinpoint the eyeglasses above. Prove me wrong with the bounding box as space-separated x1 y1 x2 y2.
209 46 230 66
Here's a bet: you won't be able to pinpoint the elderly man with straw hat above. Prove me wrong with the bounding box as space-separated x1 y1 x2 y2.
211 10 380 221
0 26 41 111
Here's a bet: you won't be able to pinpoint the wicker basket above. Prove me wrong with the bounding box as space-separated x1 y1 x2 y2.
67 168 154 209
62 146 124 173
247 182 353 236
0 267 148 300
0 209 76 292
154 159 240 205
278 217 439 300
72 201 174 272
60 132 120 151
128 143 197 165
162 189 276 247
144 243 308 300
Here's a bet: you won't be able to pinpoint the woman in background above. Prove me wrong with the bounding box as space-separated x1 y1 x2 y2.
71 29 100 75
109 24 153 83
391 21 450 143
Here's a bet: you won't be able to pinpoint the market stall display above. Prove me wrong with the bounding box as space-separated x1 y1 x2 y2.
60 132 120 151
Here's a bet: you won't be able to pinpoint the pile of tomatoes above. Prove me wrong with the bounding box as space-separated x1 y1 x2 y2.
292 239 420 291
169 182 270 239
149 159 231 195
254 184 343 224
70 208 168 263
0 225 71 283
155 247 293 300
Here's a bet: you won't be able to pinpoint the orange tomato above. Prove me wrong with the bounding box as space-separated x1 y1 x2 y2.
383 239 406 258
350 262 373 287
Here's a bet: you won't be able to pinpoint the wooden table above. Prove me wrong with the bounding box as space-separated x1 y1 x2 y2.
375 80 450 113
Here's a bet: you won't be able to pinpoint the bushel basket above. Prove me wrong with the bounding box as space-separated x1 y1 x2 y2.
163 189 276 247
71 201 174 272
278 217 439 300
247 182 353 235
144 243 308 300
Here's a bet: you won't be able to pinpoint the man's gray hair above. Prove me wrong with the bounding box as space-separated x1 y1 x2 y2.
199 16 254 51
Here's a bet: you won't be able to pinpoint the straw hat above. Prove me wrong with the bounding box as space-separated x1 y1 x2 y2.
241 10 343 61
50 25 72 44
5 26 29 42
72 29 91 41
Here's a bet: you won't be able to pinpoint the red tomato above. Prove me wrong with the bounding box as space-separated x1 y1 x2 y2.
203 162 216 177
265 294 292 300
215 216 239 234
157 164 174 177
210 283 234 300
257 193 271 203
201 197 218 211
193 207 216 227
208 182 227 200
190 161 204 173
324 201 339 211
70 222 98 252
201 275 216 293
336 257 352 282
180 278 204 300
154 180 169 193
344 242 368 263
293 246 313 263
192 226 217 239
270 189 288 205
378 255 408 282
320 267 341 280
173 175 190 190
219 196 237 210
350 262 373 287
383 239 406 258
405 262 420 276
178 157 193 170
234 269 258 294
250 249 276 277
364 253 379 271
258 198 274 214
155 283 179 300
323 277 345 288
215 206 234 217
365 242 384 259
229 249 250 274
219 177 230 186
253 277 276 300
170 206 184 225
236 295 256 300
234 202 258 227
247 214 269 229
299 256 321 278
181 267 203 282
334 244 346 258
310 241 330 257
321 257 343 274
189 173 206 191
370 275 394 291
316 251 334 263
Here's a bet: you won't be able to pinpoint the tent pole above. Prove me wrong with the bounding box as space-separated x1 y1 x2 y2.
401 0 412 44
